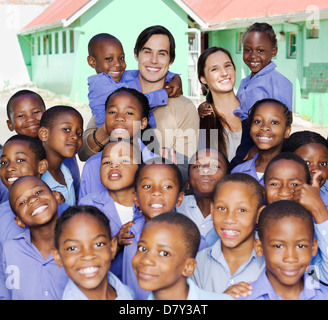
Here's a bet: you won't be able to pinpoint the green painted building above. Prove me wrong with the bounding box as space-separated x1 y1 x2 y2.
18 0 191 104
18 0 328 124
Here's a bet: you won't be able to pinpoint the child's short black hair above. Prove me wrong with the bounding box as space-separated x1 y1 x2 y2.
40 105 83 129
4 134 46 162
133 157 183 192
6 89 46 121
247 98 292 127
257 200 314 241
102 140 142 164
282 130 328 153
243 22 277 48
214 172 264 209
148 211 200 258
88 33 121 56
188 147 230 176
54 205 111 249
264 152 311 184
105 87 150 120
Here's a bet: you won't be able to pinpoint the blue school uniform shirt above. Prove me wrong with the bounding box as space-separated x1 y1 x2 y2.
179 195 214 239
191 238 265 294
147 278 234 300
1 228 68 300
79 139 158 200
88 70 176 128
234 61 293 122
62 271 134 300
42 162 76 206
231 153 264 185
79 191 143 280
63 156 80 202
238 268 328 300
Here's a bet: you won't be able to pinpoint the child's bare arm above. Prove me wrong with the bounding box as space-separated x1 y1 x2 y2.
198 101 213 118
224 281 253 299
164 74 183 98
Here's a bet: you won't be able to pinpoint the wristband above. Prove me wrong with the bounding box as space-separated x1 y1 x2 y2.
93 130 105 149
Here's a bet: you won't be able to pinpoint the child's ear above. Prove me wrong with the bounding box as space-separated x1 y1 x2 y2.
199 76 207 86
272 46 278 58
52 190 65 206
256 205 266 224
87 56 96 69
140 117 148 131
175 191 185 207
182 258 197 277
38 126 49 142
284 125 292 139
254 239 263 257
14 216 26 229
110 236 118 260
38 159 49 176
6 120 14 132
52 248 63 268
312 238 319 257
133 191 141 211
186 180 191 191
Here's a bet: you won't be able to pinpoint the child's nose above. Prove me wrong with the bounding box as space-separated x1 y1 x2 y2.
283 246 298 263
150 53 158 64
278 185 292 197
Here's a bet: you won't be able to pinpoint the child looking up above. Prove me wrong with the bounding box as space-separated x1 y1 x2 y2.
132 212 233 300
179 148 230 244
1 176 68 300
79 140 142 279
191 173 264 298
79 87 158 200
123 158 185 299
241 200 328 300
52 205 134 300
38 105 83 206
231 98 292 185
86 33 182 129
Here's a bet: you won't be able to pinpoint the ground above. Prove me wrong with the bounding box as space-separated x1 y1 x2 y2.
1 84 328 172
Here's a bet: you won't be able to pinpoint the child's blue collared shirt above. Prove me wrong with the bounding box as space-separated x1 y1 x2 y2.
239 268 328 300
42 162 76 206
62 271 134 300
179 195 214 239
1 228 68 300
234 61 293 122
191 238 265 294
147 278 234 300
231 153 264 185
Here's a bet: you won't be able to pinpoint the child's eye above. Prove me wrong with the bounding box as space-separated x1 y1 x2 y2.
35 190 42 196
63 128 71 132
17 114 25 118
257 49 264 53
159 250 170 257
304 161 311 166
137 245 147 252
119 56 125 61
163 185 173 190
290 183 300 188
67 246 77 252
269 182 278 187
238 208 246 213
192 164 201 169
0 161 8 166
95 242 105 248
19 200 27 206
126 111 134 116
142 184 151 189
216 206 226 211
320 162 327 167
105 57 113 61
271 120 279 125
254 119 261 124
274 244 283 249
17 159 26 163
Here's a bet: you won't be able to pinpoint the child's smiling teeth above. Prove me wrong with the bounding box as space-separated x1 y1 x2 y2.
7 177 18 182
31 205 47 216
151 203 163 208
78 266 99 277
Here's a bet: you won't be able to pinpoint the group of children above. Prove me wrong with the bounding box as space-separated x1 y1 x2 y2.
0 21 328 301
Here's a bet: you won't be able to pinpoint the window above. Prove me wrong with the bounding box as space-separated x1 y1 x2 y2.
48 34 52 54
37 36 41 55
237 31 244 53
43 35 47 55
70 30 74 53
55 32 59 54
287 32 297 59
31 36 35 56
62 31 67 53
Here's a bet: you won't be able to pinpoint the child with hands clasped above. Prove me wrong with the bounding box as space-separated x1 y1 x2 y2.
240 200 328 300
122 158 185 299
52 205 134 300
191 173 265 298
1 176 68 300
231 98 292 185
39 106 84 206
132 212 233 300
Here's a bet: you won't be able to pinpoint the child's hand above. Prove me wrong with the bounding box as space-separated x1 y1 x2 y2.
198 101 213 118
224 281 252 299
117 221 135 247
294 171 328 224
164 75 183 98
